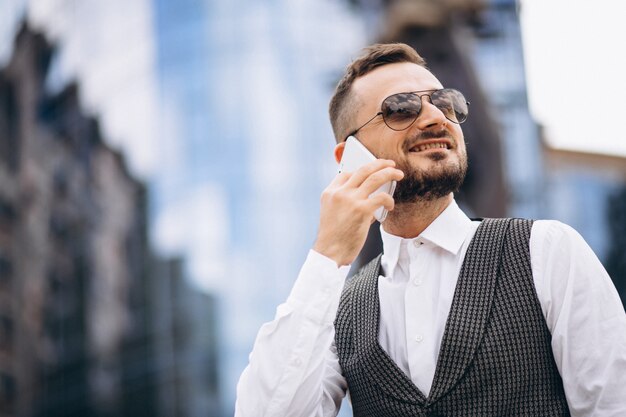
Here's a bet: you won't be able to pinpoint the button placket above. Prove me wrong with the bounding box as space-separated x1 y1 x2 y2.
406 244 427 350
409 241 425 287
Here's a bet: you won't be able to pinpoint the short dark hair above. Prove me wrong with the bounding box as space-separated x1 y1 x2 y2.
328 43 427 143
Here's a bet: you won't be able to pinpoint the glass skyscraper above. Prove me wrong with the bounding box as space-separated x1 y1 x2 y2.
150 0 367 412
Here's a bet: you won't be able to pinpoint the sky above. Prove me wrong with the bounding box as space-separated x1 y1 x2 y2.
520 0 626 158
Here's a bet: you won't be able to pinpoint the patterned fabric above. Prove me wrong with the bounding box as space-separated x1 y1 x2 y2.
334 218 570 417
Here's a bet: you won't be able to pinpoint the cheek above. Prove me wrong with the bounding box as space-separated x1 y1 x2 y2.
378 142 408 163
451 126 465 146
367 130 401 158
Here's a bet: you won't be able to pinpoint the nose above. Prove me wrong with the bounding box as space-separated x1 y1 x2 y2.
414 95 447 130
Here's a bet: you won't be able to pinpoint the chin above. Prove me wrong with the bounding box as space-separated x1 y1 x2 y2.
424 150 448 162
408 150 457 168
393 151 468 204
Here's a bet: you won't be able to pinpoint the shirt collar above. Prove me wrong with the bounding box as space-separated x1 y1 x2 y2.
380 199 473 277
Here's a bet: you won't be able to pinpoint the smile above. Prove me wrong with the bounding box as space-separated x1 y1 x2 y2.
409 140 452 152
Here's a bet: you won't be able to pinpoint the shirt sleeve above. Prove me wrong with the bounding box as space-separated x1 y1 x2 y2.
531 220 626 417
235 250 350 417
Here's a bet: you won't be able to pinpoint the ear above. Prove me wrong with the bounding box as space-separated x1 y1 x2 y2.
334 142 346 164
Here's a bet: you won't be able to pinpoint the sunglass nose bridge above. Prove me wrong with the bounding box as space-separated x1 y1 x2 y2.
420 93 434 105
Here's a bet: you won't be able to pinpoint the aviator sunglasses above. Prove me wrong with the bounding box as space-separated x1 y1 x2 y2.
346 88 469 141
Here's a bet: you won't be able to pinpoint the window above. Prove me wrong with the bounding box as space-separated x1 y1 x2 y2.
0 315 12 352
0 78 19 172
0 372 16 412
0 253 11 290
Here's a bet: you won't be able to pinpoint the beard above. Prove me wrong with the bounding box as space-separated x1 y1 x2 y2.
393 150 468 204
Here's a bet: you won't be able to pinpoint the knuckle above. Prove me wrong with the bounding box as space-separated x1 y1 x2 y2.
372 193 393 209
337 172 351 182
333 192 348 204
355 165 372 177
376 193 389 204
366 170 387 185
354 200 370 214
320 188 335 202
324 188 349 205
369 171 385 182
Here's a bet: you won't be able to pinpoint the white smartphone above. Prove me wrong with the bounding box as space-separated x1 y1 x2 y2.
338 136 397 223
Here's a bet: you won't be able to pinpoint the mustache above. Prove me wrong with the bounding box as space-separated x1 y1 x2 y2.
403 129 455 152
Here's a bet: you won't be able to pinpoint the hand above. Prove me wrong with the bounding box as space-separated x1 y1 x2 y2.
313 159 404 266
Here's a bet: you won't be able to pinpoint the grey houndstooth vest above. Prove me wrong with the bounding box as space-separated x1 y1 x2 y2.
334 218 570 417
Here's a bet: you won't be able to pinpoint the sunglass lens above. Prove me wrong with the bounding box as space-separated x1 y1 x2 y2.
432 89 468 124
381 93 422 131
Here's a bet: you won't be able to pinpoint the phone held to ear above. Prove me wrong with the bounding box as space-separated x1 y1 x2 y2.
338 136 397 223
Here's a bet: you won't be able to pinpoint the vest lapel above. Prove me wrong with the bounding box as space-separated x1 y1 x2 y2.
427 218 512 405
351 255 428 406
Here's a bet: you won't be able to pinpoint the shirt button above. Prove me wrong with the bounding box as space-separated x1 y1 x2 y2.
413 240 421 248
413 279 423 286
415 334 424 343
293 358 302 367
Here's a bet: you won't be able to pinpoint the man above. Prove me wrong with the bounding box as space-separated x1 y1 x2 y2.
235 43 626 416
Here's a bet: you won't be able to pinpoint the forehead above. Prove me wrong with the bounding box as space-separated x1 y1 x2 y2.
352 62 443 108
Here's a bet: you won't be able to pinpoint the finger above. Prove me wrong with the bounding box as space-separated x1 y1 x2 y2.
331 171 352 186
345 159 396 188
365 192 395 213
359 167 404 196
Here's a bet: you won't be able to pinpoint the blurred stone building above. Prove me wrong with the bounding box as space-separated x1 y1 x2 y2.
377 0 511 217
151 257 220 417
351 0 514 269
0 25 219 417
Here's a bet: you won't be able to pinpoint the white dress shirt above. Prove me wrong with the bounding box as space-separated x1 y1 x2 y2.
236 200 626 417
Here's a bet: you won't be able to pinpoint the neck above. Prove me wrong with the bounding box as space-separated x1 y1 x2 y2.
382 194 453 238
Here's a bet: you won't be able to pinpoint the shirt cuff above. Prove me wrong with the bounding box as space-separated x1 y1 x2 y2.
287 250 351 307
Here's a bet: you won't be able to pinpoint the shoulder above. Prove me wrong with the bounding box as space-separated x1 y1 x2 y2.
529 219 601 280
529 219 615 309
530 220 590 257
532 219 580 236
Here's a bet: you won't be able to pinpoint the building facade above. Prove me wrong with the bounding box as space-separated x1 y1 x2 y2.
0 25 152 416
0 25 219 417
542 145 626 304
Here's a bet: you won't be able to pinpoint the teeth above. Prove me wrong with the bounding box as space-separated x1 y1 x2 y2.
414 142 449 152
